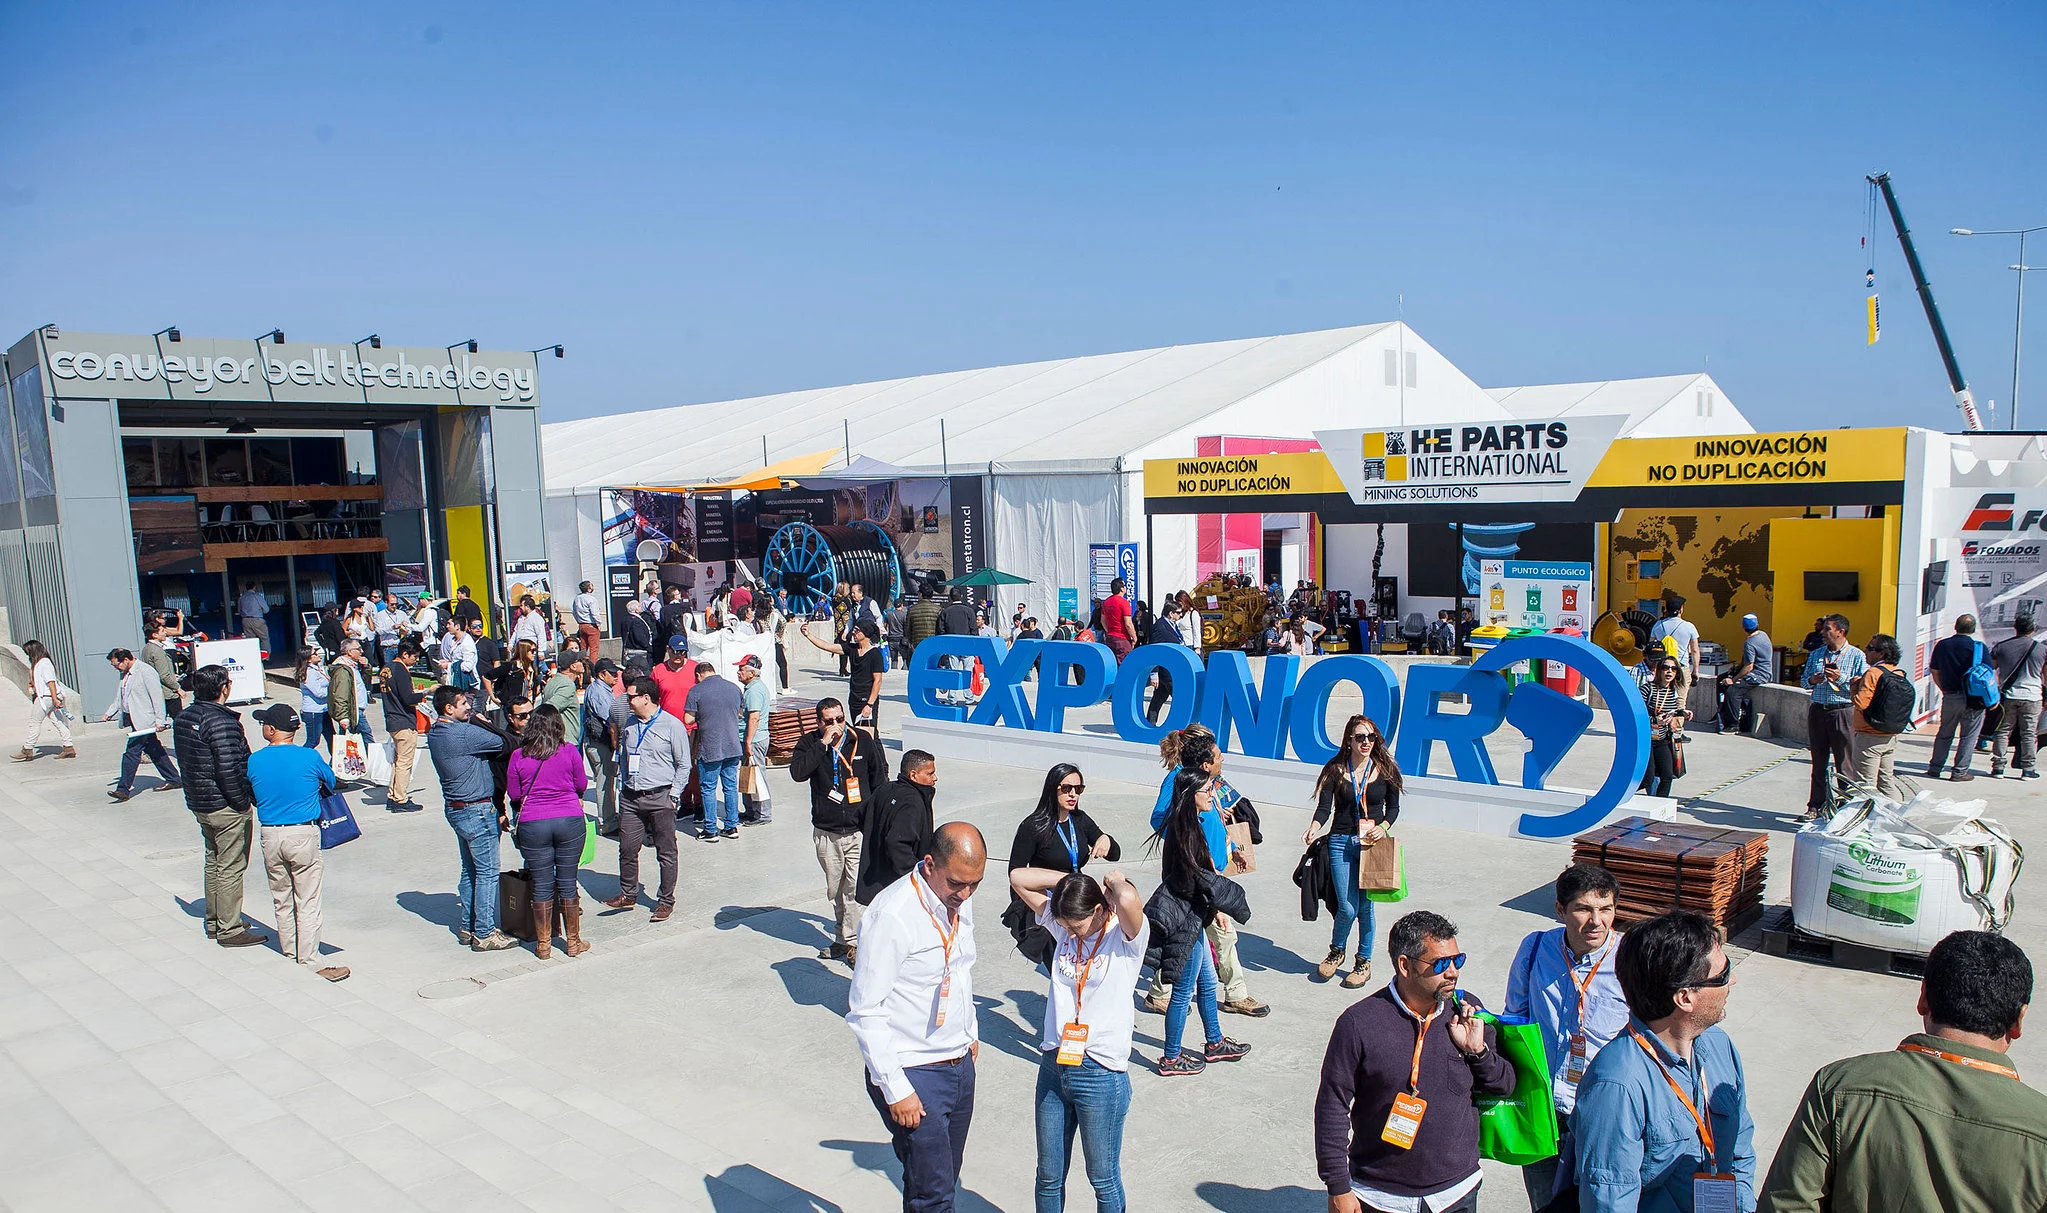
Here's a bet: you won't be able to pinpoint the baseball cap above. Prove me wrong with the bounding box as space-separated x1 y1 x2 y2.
252 703 301 732
737 654 763 670
593 658 620 675
1741 613 1759 630
667 635 689 650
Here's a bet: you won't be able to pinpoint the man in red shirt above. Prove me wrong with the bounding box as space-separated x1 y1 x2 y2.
729 582 753 616
648 636 699 720
1100 577 1138 662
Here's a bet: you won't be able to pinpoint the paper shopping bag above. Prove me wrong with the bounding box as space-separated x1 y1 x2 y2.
1358 834 1404 892
1224 821 1256 875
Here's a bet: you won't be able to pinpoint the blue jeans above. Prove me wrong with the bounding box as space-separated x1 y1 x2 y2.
514 814 584 903
865 1054 976 1212
1034 1054 1130 1212
300 711 327 754
1162 939 1221 1060
446 804 501 937
699 757 741 831
1325 834 1375 956
118 732 179 794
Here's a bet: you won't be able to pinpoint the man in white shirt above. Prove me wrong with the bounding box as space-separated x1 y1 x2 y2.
1647 595 1701 683
237 584 271 649
847 822 987 1210
511 595 552 654
1503 862 1631 1208
571 581 604 655
441 624 479 691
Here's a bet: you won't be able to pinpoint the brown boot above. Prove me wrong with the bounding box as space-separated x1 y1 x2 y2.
12 746 35 762
531 899 554 959
561 899 590 956
58 746 76 759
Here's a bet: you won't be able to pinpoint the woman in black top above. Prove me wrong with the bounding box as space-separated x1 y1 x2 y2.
493 638 540 712
1001 763 1121 964
1302 713 1402 988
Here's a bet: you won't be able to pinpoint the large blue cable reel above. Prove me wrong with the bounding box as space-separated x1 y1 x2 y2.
763 520 903 614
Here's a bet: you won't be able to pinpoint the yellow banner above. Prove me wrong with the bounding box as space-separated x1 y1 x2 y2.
1587 428 1908 489
1142 451 1348 500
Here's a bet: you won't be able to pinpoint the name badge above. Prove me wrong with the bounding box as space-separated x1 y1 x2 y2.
1380 1091 1427 1149
1692 1174 1738 1213
1564 1033 1589 1085
1056 1022 1089 1066
621 752 638 783
934 972 951 1028
846 777 862 805
827 787 845 804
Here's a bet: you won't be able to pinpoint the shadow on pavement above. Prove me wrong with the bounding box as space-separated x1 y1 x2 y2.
717 904 836 948
971 993 1040 1063
1196 1180 1328 1210
1234 930 1313 976
706 1163 844 1213
1500 882 1558 917
396 890 461 932
772 956 850 1016
817 1139 1002 1212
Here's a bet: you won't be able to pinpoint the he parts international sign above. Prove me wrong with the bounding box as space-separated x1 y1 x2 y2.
1314 416 1628 505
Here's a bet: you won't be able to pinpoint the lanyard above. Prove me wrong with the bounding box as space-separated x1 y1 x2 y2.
831 733 860 787
1630 1029 1716 1161
1897 1041 2021 1079
1403 1002 1444 1095
1566 937 1612 1032
913 872 958 976
1054 818 1080 868
630 710 662 756
1067 926 1109 1017
1349 759 1373 821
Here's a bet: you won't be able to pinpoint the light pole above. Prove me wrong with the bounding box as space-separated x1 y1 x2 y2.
1952 224 2047 429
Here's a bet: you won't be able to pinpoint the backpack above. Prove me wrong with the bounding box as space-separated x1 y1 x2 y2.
1865 665 1916 734
1964 641 2002 711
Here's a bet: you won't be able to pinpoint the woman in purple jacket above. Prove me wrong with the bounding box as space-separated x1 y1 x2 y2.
506 704 591 958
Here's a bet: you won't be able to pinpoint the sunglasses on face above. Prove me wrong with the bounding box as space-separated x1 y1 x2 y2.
1058 781 1084 795
820 715 845 726
1685 956 1733 990
1349 732 1376 745
1427 953 1468 975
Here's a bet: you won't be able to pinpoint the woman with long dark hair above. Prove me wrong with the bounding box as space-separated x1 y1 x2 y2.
1145 769 1252 1076
1144 727 1267 1017
1302 713 1403 987
1002 764 1122 964
1639 655 1690 798
16 639 74 760
295 650 330 757
495 638 541 711
505 703 590 958
1009 866 1147 1211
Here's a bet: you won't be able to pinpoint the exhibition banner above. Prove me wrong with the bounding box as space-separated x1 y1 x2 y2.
1479 560 1593 631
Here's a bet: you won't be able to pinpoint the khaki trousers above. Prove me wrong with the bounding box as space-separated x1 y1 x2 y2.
388 728 420 803
262 824 325 964
814 828 863 945
1149 915 1249 1003
195 808 253 936
1848 730 1904 800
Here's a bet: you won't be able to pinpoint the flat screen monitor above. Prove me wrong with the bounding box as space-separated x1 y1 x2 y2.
1804 571 1861 602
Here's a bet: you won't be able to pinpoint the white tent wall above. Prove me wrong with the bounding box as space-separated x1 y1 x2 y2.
987 462 1125 628
541 489 609 613
1145 509 1199 607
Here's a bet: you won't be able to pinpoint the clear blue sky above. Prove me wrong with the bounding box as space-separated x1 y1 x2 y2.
4 2 2042 431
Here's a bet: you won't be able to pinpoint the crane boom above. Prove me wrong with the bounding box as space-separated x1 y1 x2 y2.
1868 172 1983 430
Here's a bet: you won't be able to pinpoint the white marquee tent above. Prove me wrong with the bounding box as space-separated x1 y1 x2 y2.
542 323 1752 625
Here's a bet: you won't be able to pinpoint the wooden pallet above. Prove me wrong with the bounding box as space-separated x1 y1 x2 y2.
1756 907 1927 979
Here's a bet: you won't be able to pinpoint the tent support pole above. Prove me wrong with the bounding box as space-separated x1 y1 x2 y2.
1145 511 1155 608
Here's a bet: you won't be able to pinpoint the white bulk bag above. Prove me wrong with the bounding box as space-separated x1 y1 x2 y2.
1790 793 2023 955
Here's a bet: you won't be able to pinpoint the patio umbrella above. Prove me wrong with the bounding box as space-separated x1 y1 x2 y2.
943 567 1033 588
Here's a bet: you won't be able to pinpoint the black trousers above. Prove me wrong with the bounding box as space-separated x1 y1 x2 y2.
1146 669 1173 724
1642 737 1677 798
617 786 678 908
1808 703 1854 808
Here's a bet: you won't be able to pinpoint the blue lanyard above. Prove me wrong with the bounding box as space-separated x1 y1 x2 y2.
1054 818 1080 868
630 710 662 756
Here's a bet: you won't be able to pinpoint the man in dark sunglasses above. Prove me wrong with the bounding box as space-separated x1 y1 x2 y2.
790 698 889 964
1575 909 1754 1212
1314 910 1513 1212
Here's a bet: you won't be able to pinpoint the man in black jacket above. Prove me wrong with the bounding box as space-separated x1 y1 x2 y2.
938 587 978 638
381 639 427 812
855 751 937 906
621 599 655 671
658 587 692 660
172 664 267 947
788 698 888 964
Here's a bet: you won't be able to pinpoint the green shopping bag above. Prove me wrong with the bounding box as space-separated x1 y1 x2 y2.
579 815 598 867
1472 1010 1561 1164
1363 836 1408 904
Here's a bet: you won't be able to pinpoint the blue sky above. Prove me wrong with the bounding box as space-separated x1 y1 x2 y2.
3 3 2042 431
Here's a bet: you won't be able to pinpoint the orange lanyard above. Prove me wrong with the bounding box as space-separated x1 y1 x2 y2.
1630 1030 1715 1159
914 873 957 976
832 734 860 786
1897 1041 2020 1080
1566 938 1611 1033
1404 1003 1443 1095
1067 927 1109 1018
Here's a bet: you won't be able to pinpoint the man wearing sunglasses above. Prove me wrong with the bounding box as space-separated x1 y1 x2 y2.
1315 911 1514 1212
1574 909 1755 1212
791 698 889 964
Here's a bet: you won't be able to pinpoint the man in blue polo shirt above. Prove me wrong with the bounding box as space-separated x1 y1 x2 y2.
247 704 350 982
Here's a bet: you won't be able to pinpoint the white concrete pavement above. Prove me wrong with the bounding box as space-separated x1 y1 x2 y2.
0 639 2038 1211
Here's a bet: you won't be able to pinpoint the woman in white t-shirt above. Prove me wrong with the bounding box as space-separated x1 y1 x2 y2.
1009 865 1148 1212
16 639 75 760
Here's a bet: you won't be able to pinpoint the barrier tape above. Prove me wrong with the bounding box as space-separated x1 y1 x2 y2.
1678 752 1797 810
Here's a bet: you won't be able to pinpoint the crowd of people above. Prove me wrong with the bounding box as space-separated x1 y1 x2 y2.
26 575 2041 1213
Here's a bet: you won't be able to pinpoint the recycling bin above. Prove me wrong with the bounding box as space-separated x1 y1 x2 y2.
1544 625 1584 697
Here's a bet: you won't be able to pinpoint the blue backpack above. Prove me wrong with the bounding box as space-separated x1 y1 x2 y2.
1965 640 2002 710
